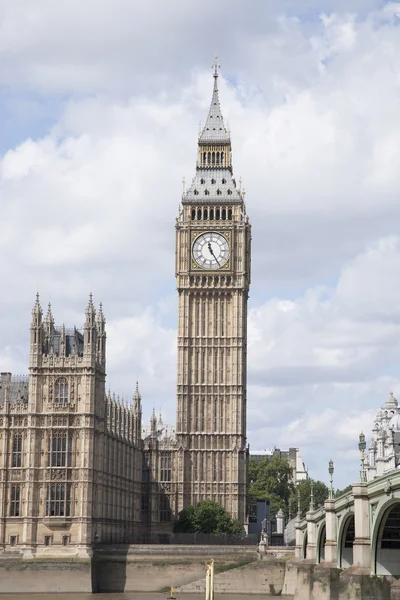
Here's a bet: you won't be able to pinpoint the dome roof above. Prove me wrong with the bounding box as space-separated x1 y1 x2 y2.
390 413 400 432
385 392 398 410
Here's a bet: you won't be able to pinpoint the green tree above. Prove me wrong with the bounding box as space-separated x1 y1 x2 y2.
173 500 243 534
334 484 352 498
248 456 294 517
289 479 329 517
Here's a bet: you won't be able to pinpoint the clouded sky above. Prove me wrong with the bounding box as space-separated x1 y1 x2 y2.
1 0 400 488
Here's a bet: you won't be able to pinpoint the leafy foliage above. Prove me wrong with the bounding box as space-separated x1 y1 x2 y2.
334 484 352 498
248 456 294 517
289 479 329 517
173 500 243 534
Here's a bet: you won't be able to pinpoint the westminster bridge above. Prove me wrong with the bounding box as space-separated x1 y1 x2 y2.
288 469 400 599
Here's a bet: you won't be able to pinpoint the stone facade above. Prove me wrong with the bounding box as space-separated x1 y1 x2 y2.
0 66 251 556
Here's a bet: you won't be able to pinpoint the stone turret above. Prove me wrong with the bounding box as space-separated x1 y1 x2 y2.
96 302 106 365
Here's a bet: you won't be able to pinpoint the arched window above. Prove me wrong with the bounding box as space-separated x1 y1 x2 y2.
227 189 232 195
197 208 202 220
212 152 215 165
191 209 195 220
222 178 226 184
204 208 208 220
207 152 211 165
55 378 68 404
228 209 232 220
210 208 214 220
48 430 73 467
216 189 221 196
12 433 22 468
222 208 226 220
216 208 220 220
211 178 216 184
201 178 205 184
216 152 220 165
204 190 210 196
193 189 199 196
203 152 206 165
221 152 224 165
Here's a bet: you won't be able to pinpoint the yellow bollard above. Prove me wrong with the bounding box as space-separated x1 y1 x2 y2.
167 586 176 600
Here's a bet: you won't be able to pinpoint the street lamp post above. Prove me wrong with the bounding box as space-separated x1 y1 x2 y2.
328 459 334 499
358 431 367 483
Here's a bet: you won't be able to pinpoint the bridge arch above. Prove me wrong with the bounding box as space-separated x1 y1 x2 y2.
371 496 400 576
337 511 355 568
316 522 326 563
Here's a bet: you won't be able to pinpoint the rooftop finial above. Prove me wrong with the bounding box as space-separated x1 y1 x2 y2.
213 56 220 78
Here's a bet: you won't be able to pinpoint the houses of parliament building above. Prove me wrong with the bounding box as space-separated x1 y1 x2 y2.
0 65 251 557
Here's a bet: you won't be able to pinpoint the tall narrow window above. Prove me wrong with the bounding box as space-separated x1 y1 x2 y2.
203 152 206 165
194 454 198 480
219 454 223 481
48 431 72 467
10 486 20 516
195 398 199 430
221 301 225 337
191 208 195 220
46 483 71 517
55 378 68 404
204 208 208 220
221 152 224 165
201 351 205 384
220 399 224 431
228 209 232 220
214 302 218 336
201 398 205 430
212 152 215 165
222 208 226 220
216 208 220 220
197 208 202 220
221 350 224 384
200 453 204 481
160 454 172 482
141 495 149 522
202 300 206 336
12 433 22 468
159 495 172 522
207 152 211 164
216 151 220 165
214 403 217 432
210 208 214 220
213 454 217 481
214 351 218 384
195 301 200 337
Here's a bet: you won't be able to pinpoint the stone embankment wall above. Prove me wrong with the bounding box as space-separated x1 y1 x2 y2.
0 557 92 594
0 545 295 594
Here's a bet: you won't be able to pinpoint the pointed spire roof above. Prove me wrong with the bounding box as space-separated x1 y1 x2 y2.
44 302 54 325
32 292 42 314
199 57 230 144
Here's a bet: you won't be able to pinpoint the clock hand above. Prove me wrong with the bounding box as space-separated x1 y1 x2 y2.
208 242 220 266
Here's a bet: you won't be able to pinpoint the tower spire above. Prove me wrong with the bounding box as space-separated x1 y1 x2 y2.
199 58 229 144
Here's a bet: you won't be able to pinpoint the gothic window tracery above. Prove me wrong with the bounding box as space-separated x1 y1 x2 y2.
159 495 172 522
160 454 172 482
48 431 72 467
55 378 68 405
10 486 20 516
46 483 71 517
12 433 22 468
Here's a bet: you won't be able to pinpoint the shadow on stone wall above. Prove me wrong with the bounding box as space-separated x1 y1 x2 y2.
91 544 129 592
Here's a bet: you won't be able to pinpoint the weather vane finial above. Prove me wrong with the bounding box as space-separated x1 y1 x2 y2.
212 56 220 77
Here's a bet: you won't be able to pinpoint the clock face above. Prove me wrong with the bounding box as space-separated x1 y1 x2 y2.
192 232 230 269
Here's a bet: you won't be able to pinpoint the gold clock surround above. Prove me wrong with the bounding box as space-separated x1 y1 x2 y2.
191 230 231 271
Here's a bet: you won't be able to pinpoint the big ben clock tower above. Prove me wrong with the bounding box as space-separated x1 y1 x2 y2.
175 61 251 523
